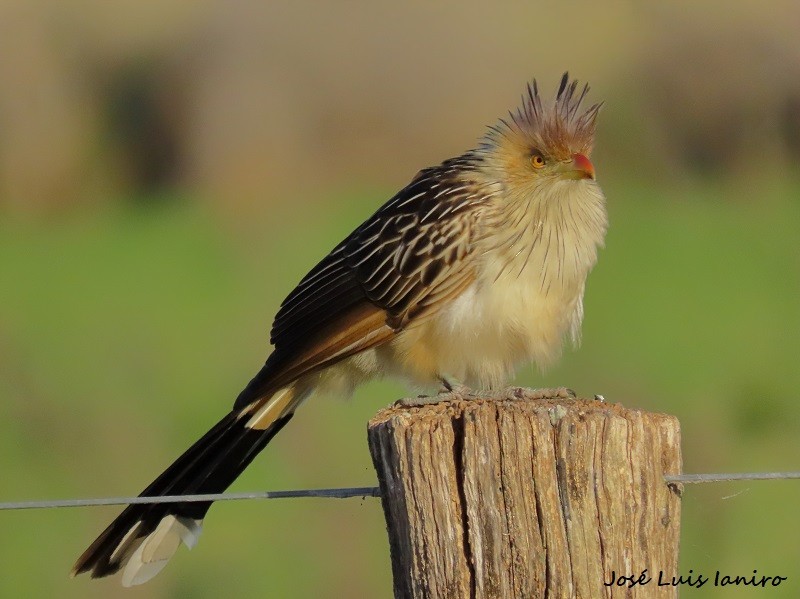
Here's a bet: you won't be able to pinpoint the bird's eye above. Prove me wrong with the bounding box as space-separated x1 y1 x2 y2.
530 152 546 169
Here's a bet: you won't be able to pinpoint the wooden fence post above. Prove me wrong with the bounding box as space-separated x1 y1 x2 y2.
368 388 682 599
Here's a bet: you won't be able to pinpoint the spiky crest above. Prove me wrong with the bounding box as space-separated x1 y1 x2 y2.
481 72 601 159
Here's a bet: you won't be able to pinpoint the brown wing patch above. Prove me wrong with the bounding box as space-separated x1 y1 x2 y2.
236 300 392 409
265 302 392 393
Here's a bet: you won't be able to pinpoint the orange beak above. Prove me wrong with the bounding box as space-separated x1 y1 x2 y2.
571 153 595 180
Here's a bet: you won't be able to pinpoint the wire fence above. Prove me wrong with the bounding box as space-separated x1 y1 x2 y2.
0 487 381 511
1 472 798 511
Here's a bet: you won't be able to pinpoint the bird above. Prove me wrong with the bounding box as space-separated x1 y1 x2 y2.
71 72 608 586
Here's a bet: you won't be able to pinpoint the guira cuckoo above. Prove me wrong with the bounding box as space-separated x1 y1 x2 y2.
73 72 607 586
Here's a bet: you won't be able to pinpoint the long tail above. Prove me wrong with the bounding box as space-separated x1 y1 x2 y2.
71 384 300 586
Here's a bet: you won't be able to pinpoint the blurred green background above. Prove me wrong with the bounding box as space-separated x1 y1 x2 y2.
1 1 799 597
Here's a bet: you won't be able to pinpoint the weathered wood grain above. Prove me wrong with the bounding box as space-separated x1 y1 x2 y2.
368 389 682 599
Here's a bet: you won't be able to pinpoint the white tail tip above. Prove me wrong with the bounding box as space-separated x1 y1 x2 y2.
121 515 202 587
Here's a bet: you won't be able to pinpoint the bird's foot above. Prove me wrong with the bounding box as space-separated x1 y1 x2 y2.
505 386 577 401
393 386 595 408
393 384 478 408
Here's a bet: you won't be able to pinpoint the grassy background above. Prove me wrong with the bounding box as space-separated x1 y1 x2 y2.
2 2 799 596
1 174 799 597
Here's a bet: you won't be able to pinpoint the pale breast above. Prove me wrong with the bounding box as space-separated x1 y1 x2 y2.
386 180 606 389
383 264 585 388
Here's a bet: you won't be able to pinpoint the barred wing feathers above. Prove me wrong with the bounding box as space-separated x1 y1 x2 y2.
236 159 489 408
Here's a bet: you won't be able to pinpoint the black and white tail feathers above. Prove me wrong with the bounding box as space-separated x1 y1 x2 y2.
71 398 294 586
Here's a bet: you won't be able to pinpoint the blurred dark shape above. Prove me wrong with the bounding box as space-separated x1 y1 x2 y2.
98 61 183 202
784 92 800 158
635 18 800 178
0 2 200 213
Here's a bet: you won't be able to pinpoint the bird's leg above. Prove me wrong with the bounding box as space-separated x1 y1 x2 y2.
438 375 476 396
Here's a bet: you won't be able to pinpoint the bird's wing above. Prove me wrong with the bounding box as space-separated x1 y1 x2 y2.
343 162 486 329
235 159 490 408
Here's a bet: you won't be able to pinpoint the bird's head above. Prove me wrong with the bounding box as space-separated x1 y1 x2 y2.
478 73 601 194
